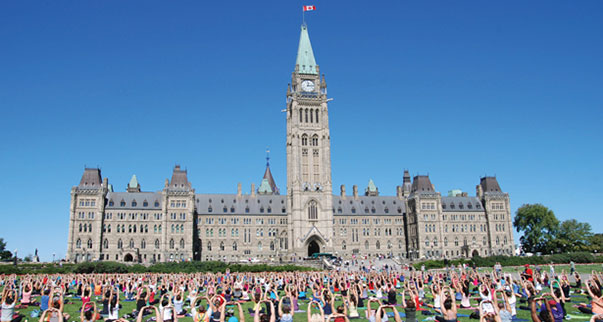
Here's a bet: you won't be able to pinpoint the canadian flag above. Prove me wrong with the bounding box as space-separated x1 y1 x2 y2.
303 5 316 11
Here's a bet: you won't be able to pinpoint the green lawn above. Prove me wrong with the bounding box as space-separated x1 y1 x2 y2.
4 285 597 322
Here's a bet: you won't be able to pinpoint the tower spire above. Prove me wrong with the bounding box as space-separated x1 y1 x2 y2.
295 25 318 74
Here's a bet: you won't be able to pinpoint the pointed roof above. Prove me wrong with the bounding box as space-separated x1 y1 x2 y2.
367 179 377 192
169 165 191 190
296 25 318 74
365 179 379 196
128 175 139 189
261 163 280 195
480 176 502 193
257 178 273 195
78 168 102 188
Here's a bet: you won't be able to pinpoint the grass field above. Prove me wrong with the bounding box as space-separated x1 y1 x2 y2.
3 283 598 322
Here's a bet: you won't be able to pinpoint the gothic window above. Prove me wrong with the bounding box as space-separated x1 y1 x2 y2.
143 201 148 207
454 237 459 247
108 224 111 233
365 240 369 250
299 109 303 123
76 238 81 249
311 135 318 146
155 239 160 249
483 236 487 246
270 241 275 251
307 200 318 220
169 239 175 249
154 201 159 207
79 223 82 232
425 238 429 247
141 239 146 249
342 240 346 250
129 239 134 248
315 109 319 123
258 242 262 251
120 200 125 207
207 242 211 251
301 134 308 146
109 200 114 206
309 109 313 123
233 242 238 251
117 239 123 249
132 200 137 207
376 241 381 250
103 239 108 249
305 109 308 123
180 238 185 248
351 207 356 214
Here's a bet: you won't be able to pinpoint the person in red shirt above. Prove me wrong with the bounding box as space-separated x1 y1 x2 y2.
521 264 533 282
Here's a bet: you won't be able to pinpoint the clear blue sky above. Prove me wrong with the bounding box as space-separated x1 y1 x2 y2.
1 1 602 261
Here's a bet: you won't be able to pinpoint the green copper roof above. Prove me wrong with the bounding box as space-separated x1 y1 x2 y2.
257 178 273 194
367 179 377 192
128 174 139 188
296 25 317 74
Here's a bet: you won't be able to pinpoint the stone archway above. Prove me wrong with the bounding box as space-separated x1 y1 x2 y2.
472 249 480 258
124 253 134 262
308 240 320 257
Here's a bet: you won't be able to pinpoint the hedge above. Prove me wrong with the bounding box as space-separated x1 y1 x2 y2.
0 261 315 275
412 252 603 270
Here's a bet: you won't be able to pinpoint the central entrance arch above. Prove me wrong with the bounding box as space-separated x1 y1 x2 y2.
308 240 320 257
124 253 134 262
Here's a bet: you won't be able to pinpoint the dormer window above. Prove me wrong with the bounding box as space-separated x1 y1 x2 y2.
442 203 446 209
154 201 159 207
120 200 126 207
132 201 137 207
208 207 213 213
143 201 148 207
450 204 455 209
109 200 114 207
459 203 464 209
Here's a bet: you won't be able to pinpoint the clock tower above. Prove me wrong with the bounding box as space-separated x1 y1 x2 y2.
286 24 333 257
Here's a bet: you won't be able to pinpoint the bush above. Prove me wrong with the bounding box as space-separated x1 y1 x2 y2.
0 261 315 275
413 252 603 270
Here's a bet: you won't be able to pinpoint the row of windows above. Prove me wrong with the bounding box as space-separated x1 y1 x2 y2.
421 202 436 210
108 200 160 208
206 239 289 252
202 218 287 225
491 202 505 210
78 199 96 207
79 223 93 233
333 206 403 215
442 202 481 210
299 109 320 124
301 134 319 146
206 206 287 214
104 212 157 221
77 212 95 219
442 214 482 221
170 200 187 208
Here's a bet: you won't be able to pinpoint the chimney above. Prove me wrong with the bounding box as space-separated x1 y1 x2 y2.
164 179 169 188
396 186 403 199
102 178 108 189
237 183 242 197
353 185 358 199
251 183 256 197
340 185 346 199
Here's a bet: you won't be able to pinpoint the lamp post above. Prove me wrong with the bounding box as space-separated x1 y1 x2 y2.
52 253 56 263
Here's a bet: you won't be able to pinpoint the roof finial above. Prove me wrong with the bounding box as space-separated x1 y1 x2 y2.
266 147 270 167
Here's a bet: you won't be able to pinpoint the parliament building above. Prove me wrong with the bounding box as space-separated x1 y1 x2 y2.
66 25 514 263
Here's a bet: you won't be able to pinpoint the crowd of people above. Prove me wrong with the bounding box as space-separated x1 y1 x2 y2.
1 263 602 322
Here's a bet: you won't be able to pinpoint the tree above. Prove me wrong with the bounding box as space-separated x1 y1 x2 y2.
589 234 603 253
554 219 593 252
0 238 13 261
513 204 559 253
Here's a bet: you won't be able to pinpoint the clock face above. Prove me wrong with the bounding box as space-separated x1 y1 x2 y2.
301 80 315 92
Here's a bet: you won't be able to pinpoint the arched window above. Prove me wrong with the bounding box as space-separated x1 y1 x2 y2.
88 223 92 232
233 242 238 251
305 109 308 123
299 109 303 123
169 239 175 249
425 238 430 247
180 238 185 248
87 239 92 249
454 237 459 246
315 109 319 123
141 239 146 249
301 134 308 146
311 135 318 146
444 237 448 247
342 240 347 250
129 239 134 248
270 241 275 251
103 239 108 249
258 242 262 251
483 236 487 246
309 108 313 123
434 237 438 247
207 242 212 251
117 239 123 249
307 200 318 220
220 241 225 251
76 238 82 249
496 237 500 245
376 241 381 250
155 239 160 249
79 223 82 232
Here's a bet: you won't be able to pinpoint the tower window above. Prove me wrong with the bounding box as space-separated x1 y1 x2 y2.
301 134 308 146
310 109 313 123
305 109 308 123
311 135 318 146
315 109 319 123
308 200 318 220
299 109 303 123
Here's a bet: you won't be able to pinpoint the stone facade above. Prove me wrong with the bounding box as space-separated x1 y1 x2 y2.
66 25 514 263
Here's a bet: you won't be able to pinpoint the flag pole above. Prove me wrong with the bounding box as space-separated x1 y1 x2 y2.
302 7 305 26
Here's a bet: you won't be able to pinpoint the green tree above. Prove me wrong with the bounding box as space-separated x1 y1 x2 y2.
589 234 603 253
513 204 559 253
0 238 13 261
554 219 593 252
